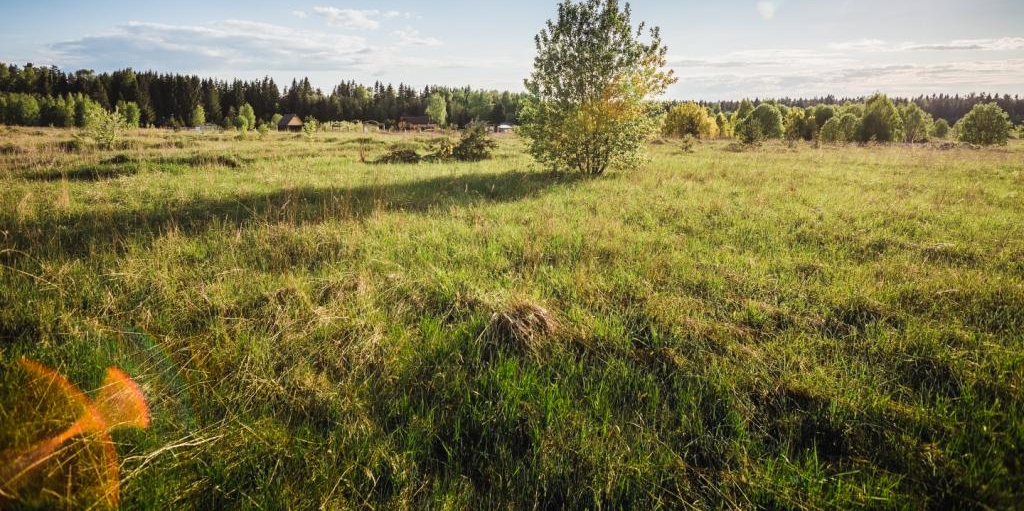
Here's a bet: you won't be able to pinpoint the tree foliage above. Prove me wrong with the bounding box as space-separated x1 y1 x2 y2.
425 94 447 126
715 112 733 139
858 94 903 143
899 103 933 143
520 0 675 175
820 113 861 143
955 102 1012 146
239 103 256 131
81 108 127 149
663 102 717 139
453 122 498 161
117 101 141 128
190 104 205 127
736 103 784 142
930 118 950 139
302 116 320 139
784 108 809 141
733 99 754 122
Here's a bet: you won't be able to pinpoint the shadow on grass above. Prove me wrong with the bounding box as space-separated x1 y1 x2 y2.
3 170 587 259
22 164 140 182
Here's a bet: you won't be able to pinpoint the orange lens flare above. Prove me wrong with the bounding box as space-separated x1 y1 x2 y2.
1 358 150 507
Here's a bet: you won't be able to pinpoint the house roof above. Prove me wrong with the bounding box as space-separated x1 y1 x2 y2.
278 114 303 127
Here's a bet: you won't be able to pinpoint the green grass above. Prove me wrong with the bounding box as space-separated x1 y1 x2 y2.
1 127 1022 508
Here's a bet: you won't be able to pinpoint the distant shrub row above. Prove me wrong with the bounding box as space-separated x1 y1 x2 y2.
662 95 1016 146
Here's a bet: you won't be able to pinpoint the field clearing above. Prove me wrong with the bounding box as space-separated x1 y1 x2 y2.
1 126 1023 508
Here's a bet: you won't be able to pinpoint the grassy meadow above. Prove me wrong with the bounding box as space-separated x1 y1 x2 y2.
1 126 1023 508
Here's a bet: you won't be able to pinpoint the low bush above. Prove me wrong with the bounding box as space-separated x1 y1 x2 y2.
425 137 456 161
453 122 498 161
374 147 422 164
956 102 1013 146
679 135 696 153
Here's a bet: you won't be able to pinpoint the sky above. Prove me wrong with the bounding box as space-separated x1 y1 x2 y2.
2 0 1023 100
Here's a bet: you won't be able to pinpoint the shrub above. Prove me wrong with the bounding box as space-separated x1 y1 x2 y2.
190 104 206 127
679 135 696 153
426 137 456 161
955 102 1012 146
302 116 320 140
73 95 103 128
3 93 40 126
733 99 755 122
899 103 932 143
40 96 75 127
813 105 836 131
453 122 498 161
784 108 809 141
519 0 675 174
425 94 448 126
117 101 142 128
715 112 734 139
375 147 422 164
857 93 903 143
81 108 128 150
819 113 860 143
663 102 718 139
239 103 256 132
839 102 864 118
930 118 951 139
735 118 764 145
736 103 784 142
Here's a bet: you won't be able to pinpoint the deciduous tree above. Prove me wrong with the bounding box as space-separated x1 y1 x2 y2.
520 0 675 175
663 102 717 139
955 102 1012 145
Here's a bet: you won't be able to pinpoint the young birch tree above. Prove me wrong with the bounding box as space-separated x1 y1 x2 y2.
519 0 676 175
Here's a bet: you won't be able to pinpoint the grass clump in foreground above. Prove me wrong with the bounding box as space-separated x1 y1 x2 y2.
0 126 1023 508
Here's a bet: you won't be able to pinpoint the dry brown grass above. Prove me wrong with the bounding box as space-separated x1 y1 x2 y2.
483 298 560 358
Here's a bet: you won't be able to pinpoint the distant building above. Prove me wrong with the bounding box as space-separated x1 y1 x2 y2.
399 116 437 131
496 124 514 134
278 114 303 132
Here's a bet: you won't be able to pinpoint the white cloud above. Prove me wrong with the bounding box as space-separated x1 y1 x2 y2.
669 36 1024 99
902 37 1024 51
292 10 307 19
669 49 854 70
311 7 407 30
672 58 1024 99
43 19 475 83
393 29 442 48
49 20 374 72
828 39 888 51
830 37 1024 52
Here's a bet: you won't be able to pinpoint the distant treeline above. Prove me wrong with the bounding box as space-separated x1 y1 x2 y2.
1 62 1021 129
693 94 1024 126
0 62 524 128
